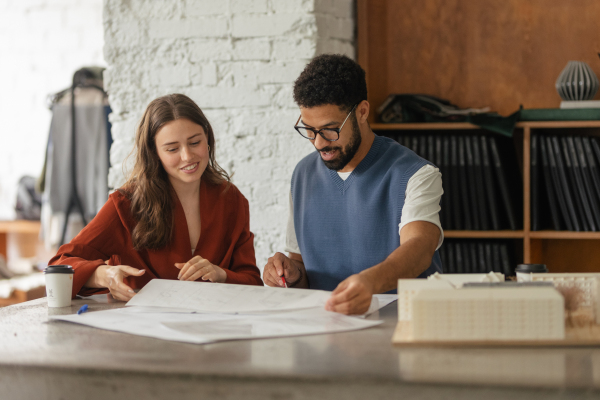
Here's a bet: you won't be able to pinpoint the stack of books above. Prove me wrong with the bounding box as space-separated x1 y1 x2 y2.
531 134 600 231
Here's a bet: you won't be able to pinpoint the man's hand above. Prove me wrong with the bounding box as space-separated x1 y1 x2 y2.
90 264 145 301
263 252 301 287
325 273 375 315
175 256 227 283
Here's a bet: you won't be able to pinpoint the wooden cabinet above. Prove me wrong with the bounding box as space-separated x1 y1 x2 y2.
372 121 600 273
0 221 45 307
357 0 600 272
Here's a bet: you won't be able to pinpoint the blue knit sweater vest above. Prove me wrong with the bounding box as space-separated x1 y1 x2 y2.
291 135 442 291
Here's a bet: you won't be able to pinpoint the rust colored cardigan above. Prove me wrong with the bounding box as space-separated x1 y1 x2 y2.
49 180 263 298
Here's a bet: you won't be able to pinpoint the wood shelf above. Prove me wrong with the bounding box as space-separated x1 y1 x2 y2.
0 220 41 234
371 123 481 131
529 231 600 240
358 0 600 272
0 220 41 259
0 286 46 308
371 121 600 131
372 123 600 269
444 231 525 239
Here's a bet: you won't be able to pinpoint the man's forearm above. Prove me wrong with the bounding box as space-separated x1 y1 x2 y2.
359 237 435 294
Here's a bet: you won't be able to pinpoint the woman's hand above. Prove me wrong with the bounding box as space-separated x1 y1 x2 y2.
175 256 227 283
87 264 145 301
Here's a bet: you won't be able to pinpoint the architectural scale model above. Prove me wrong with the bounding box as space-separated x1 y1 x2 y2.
517 273 600 324
398 273 505 322
411 288 565 341
427 272 505 287
397 279 452 321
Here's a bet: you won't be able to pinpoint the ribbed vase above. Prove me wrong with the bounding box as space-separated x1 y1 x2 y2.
555 61 599 101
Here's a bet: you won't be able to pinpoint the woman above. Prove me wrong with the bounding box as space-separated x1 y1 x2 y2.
49 94 262 300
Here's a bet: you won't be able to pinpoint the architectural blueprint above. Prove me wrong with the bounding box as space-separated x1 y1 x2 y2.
125 279 333 313
50 308 383 344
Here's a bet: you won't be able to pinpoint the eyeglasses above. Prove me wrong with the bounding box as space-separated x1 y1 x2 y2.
294 104 357 142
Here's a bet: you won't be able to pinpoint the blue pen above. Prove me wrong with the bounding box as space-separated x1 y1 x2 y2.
77 304 89 315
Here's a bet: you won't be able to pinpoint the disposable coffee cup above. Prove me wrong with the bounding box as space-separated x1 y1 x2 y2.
515 264 548 282
44 265 74 307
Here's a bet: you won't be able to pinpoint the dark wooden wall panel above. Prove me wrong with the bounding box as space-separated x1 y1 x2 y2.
358 0 600 120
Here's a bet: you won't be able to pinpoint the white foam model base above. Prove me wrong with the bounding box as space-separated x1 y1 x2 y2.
397 280 452 321
398 273 505 322
427 272 505 287
411 288 565 341
517 273 600 324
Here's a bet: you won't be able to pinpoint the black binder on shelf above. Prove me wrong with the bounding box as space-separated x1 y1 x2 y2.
411 136 419 154
435 135 442 168
499 243 511 275
427 135 435 164
484 243 493 271
440 241 448 272
492 243 501 273
455 242 464 273
539 135 563 230
438 136 451 230
552 136 583 231
477 242 486 272
440 239 516 275
446 241 455 273
562 136 593 231
468 242 478 273
419 135 427 159
472 136 490 230
546 136 576 231
480 136 500 230
402 135 411 150
464 136 481 230
450 136 463 230
591 138 600 198
584 137 600 213
574 136 600 229
489 136 517 230
458 136 473 230
462 242 472 273
531 133 540 230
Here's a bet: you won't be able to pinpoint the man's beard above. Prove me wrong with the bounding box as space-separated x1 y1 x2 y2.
318 116 362 171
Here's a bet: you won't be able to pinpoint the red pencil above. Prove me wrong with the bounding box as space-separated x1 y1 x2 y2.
281 275 288 288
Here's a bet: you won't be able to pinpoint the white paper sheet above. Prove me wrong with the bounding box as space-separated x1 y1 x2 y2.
126 279 332 313
50 308 383 344
370 294 397 313
125 280 397 316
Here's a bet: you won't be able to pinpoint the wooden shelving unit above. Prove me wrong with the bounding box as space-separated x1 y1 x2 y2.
0 220 40 258
357 0 600 273
371 121 600 273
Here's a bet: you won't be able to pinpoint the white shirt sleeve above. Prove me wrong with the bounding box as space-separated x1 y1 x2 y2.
284 192 301 254
399 164 444 250
284 164 444 255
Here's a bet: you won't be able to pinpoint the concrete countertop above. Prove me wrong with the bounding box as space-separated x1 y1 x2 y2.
0 295 599 400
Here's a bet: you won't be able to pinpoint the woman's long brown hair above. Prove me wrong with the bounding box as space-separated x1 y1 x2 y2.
122 94 230 250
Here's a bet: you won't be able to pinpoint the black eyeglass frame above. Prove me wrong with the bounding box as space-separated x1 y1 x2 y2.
294 104 358 142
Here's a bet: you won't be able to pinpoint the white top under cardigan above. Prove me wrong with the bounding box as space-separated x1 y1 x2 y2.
285 164 444 254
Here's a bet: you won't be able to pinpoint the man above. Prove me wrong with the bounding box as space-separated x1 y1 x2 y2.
263 54 443 314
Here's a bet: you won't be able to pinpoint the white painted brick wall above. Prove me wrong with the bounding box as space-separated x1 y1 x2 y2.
0 0 105 220
104 0 355 270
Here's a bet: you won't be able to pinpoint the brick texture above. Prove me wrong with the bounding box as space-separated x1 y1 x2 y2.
104 0 356 270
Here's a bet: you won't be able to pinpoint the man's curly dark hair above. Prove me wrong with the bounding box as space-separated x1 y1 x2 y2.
293 54 367 112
